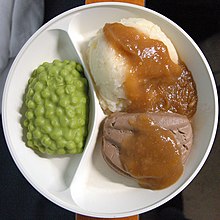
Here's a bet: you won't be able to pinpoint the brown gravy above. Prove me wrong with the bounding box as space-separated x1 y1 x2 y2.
120 114 183 190
103 23 197 118
102 22 195 189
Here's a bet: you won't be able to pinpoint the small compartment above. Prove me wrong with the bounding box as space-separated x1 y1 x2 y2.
4 27 94 192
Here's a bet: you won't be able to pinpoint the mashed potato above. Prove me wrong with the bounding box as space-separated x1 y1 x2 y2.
88 18 179 113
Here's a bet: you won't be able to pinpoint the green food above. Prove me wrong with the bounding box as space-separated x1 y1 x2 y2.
23 59 89 155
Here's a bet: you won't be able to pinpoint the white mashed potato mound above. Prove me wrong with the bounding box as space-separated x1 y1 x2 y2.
88 18 179 113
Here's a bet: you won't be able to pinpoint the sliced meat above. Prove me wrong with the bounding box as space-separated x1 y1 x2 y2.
102 112 193 179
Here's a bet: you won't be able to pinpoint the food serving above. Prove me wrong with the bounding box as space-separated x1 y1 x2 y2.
102 112 192 189
23 60 89 155
88 18 198 189
88 18 197 118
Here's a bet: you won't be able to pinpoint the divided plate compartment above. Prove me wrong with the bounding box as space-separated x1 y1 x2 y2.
2 3 218 218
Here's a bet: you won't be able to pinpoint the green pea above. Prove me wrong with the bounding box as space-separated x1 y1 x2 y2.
50 128 62 140
69 118 78 129
33 140 41 148
41 135 52 148
47 78 56 88
76 64 83 72
76 81 83 89
28 123 35 131
27 140 34 148
27 100 35 109
53 59 61 65
76 128 83 136
42 124 52 134
70 61 76 68
50 118 60 127
28 77 34 84
66 106 75 119
48 142 57 151
45 148 54 155
25 111 34 120
23 59 89 155
45 109 54 119
33 93 42 104
65 60 71 64
74 129 83 143
77 142 83 150
67 148 78 154
33 129 42 139
63 128 73 141
35 106 45 116
27 88 34 98
54 60 63 67
55 76 64 85
59 116 69 127
60 69 68 77
56 87 65 96
34 81 44 92
76 106 83 115
23 119 29 127
64 65 72 71
65 85 75 94
27 132 32 140
78 106 87 118
66 141 76 150
72 69 80 78
74 135 81 144
57 148 66 154
71 96 79 104
56 107 64 117
48 66 58 77
51 93 58 103
36 65 45 74
38 146 46 153
57 138 67 148
65 75 74 84
38 71 47 82
42 62 50 67
59 96 70 107
35 116 45 127
41 88 50 98
44 100 54 110
78 118 85 126
80 97 87 104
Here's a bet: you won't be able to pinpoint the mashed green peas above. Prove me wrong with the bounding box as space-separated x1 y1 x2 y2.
23 60 89 155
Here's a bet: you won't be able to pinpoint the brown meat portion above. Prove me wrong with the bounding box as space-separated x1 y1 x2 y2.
102 112 192 178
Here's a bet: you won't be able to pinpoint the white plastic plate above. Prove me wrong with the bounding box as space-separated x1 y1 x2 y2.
2 2 218 218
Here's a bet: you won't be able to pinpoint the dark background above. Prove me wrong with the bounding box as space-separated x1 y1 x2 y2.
1 0 220 219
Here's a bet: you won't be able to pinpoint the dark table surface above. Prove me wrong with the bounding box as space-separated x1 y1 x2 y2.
1 0 220 219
